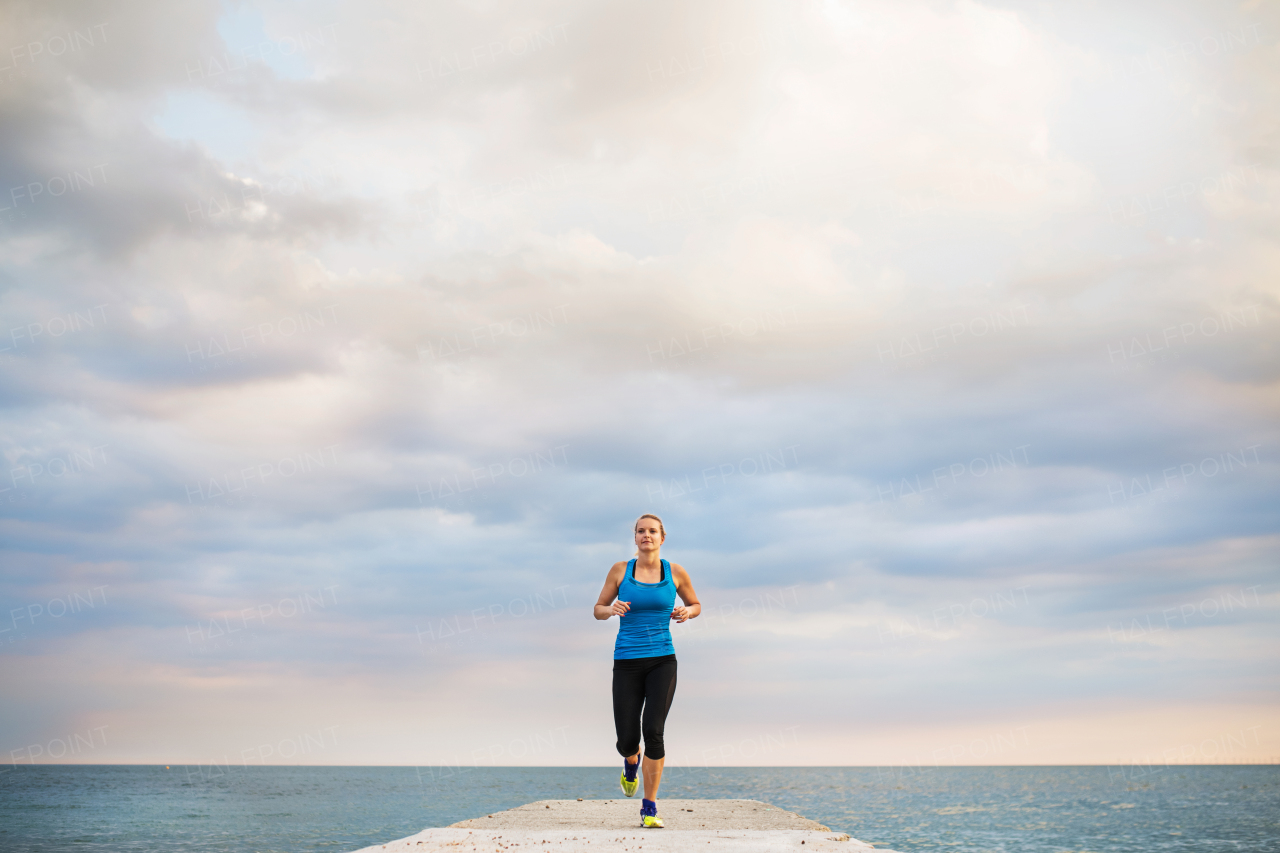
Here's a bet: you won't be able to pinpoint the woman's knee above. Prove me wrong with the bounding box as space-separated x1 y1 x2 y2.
641 725 665 759
616 738 640 758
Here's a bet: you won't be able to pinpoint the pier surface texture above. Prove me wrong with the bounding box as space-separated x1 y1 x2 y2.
349 798 898 852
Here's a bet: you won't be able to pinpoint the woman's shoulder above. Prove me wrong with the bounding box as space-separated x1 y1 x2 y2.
607 560 630 578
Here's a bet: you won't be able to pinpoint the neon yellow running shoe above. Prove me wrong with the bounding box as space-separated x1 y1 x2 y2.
620 760 639 797
640 799 663 827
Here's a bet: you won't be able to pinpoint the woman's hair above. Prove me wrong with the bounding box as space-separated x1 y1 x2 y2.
633 513 666 555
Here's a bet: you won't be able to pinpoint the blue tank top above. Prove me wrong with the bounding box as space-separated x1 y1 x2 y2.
613 558 678 660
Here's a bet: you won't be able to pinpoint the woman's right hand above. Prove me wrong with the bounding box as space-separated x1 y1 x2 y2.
611 600 631 617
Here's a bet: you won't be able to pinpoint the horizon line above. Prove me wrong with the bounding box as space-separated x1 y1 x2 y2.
7 762 1279 768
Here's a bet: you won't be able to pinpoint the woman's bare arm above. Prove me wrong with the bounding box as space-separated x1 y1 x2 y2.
594 562 630 620
670 563 701 622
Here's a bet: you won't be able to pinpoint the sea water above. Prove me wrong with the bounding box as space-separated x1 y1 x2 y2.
1 765 1276 852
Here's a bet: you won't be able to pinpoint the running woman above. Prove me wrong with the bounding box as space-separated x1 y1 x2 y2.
593 514 701 828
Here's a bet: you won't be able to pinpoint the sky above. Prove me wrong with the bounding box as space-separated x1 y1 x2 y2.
0 0 1276 774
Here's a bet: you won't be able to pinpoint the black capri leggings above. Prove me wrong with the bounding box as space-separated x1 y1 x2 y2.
612 654 677 760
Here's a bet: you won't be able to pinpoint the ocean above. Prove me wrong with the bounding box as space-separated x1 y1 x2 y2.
0 765 1275 852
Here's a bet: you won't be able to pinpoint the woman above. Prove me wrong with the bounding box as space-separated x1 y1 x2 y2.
593 513 701 828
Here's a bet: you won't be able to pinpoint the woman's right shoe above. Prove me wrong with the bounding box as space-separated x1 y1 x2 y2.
620 759 639 797
641 798 663 827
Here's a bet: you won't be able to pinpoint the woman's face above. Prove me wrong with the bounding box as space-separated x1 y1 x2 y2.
634 519 664 552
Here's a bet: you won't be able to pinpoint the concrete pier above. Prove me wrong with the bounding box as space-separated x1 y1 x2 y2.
349 799 897 852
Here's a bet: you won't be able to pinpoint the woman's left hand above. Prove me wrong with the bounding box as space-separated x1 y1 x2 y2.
671 605 689 623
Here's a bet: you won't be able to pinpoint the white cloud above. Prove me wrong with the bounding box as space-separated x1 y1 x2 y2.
0 0 1277 766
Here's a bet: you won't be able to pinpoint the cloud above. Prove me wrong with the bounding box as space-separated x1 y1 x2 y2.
0 0 1277 766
